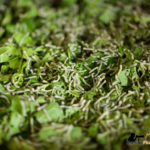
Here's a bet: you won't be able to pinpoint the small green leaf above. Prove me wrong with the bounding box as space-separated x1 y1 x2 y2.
36 96 46 104
0 74 11 83
97 133 107 144
0 47 11 63
25 7 38 18
35 102 64 123
39 127 56 140
65 107 80 118
99 7 117 24
67 43 81 60
88 123 99 137
110 91 118 101
0 45 20 63
2 10 12 25
83 89 97 101
42 53 52 62
118 46 124 56
0 84 6 92
70 127 82 141
118 69 130 86
10 96 23 114
66 90 80 98
8 112 24 138
13 32 33 46
9 58 22 69
1 65 9 73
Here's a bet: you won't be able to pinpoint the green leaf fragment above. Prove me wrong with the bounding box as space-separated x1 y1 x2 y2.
35 102 64 123
36 96 46 104
70 127 82 141
8 112 24 138
66 90 80 98
99 7 117 24
65 107 80 118
88 123 99 137
10 96 26 115
39 127 56 140
13 32 33 46
97 133 107 144
118 69 130 86
67 43 81 60
2 10 12 25
83 89 97 101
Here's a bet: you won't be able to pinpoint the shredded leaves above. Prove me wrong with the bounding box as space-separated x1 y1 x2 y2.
0 0 150 150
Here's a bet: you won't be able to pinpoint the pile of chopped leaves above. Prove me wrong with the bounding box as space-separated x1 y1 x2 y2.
0 0 150 150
